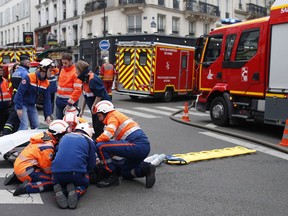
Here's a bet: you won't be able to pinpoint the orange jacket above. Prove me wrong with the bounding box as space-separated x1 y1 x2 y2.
57 65 82 105
100 63 115 82
96 110 141 143
0 77 12 103
14 132 57 181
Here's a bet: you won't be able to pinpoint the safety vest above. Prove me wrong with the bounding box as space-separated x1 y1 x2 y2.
100 63 114 82
96 110 141 143
14 132 56 181
82 72 95 98
57 65 82 105
0 78 12 103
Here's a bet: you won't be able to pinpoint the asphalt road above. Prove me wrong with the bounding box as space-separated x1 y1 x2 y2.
0 92 287 216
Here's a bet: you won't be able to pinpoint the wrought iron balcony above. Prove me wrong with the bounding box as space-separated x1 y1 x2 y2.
246 3 267 17
119 0 145 13
185 0 220 21
119 0 145 5
84 1 106 13
127 26 142 33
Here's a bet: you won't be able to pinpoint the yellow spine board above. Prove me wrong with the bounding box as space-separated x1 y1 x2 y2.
165 146 256 165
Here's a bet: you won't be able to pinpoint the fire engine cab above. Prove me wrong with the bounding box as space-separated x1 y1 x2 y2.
115 41 196 102
0 45 36 64
196 0 288 127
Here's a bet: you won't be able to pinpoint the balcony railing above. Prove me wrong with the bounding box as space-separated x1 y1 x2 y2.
186 0 220 17
127 27 142 33
85 1 106 13
157 25 165 34
246 3 267 17
119 0 145 5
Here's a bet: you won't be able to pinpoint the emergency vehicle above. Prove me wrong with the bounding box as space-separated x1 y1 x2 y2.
0 45 36 64
115 41 196 102
195 0 288 127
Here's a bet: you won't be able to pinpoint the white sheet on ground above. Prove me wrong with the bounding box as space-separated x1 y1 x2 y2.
0 129 46 156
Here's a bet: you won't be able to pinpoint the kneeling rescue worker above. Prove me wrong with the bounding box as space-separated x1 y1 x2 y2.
51 123 96 209
12 120 70 196
94 100 156 188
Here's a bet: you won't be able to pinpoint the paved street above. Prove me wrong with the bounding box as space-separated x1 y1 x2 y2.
0 93 288 216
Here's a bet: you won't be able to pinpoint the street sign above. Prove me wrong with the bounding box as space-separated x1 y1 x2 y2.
99 40 110 51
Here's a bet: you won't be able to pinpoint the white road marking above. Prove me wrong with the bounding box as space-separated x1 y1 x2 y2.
0 190 43 204
117 108 159 119
155 106 179 112
200 131 288 160
134 107 172 116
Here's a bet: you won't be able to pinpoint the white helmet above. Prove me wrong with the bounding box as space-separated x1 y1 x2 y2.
63 106 80 116
94 100 115 114
63 113 79 131
39 59 54 70
48 120 69 136
75 123 94 138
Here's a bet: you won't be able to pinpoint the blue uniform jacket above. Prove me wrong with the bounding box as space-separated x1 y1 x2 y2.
12 66 29 79
78 69 110 109
14 72 52 118
52 133 96 173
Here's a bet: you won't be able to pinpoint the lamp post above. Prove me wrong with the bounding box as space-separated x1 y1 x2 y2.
97 0 107 38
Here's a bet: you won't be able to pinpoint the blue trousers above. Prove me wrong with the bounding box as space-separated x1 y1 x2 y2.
25 169 53 193
96 139 150 179
17 105 39 130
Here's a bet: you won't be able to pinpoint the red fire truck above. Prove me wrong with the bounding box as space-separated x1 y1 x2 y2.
195 0 288 127
115 41 197 102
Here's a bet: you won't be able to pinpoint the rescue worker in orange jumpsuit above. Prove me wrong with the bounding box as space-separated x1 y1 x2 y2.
55 53 82 120
75 60 110 138
99 57 115 100
94 100 156 188
0 65 12 134
14 59 53 130
52 123 96 209
12 120 70 196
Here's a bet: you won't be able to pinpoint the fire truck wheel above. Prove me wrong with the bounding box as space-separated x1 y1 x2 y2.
162 89 173 102
210 96 229 126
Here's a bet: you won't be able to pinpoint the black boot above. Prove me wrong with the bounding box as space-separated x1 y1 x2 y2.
96 171 119 188
89 167 109 184
13 180 29 196
141 162 156 188
4 172 21 185
53 184 68 209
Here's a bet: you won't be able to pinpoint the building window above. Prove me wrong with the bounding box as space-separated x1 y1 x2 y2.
127 14 142 33
62 27 66 46
204 23 210 35
189 21 195 36
54 4 57 22
172 17 180 35
46 7 49 25
157 14 166 33
87 20 92 38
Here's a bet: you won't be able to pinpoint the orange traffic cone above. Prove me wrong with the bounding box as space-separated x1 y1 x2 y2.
279 120 288 147
181 102 191 122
